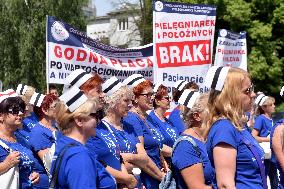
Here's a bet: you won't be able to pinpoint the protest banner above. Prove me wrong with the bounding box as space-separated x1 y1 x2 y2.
153 0 216 94
214 29 247 70
46 16 153 85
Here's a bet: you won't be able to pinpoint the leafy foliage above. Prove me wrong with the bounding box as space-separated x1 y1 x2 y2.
0 0 88 92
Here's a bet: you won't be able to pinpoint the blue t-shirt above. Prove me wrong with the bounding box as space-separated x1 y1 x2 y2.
51 134 116 189
0 137 35 189
206 119 265 189
172 134 216 188
254 114 273 137
22 112 38 133
29 123 55 152
86 122 121 171
148 110 179 147
270 118 284 188
123 112 162 189
168 106 185 134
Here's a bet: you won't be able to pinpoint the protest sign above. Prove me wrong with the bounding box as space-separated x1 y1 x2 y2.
153 0 216 94
46 16 153 84
214 29 247 70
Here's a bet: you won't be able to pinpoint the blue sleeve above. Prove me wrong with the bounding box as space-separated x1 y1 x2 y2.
0 147 9 162
253 116 263 132
210 120 238 149
122 116 143 137
172 141 202 170
85 136 107 161
29 129 54 151
64 151 97 189
96 161 116 189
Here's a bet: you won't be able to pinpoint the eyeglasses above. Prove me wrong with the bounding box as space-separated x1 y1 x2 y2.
7 107 25 116
139 92 154 98
243 84 254 95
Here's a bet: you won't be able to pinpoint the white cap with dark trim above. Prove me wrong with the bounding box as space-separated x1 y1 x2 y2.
65 69 93 88
122 74 146 89
174 80 188 91
30 93 46 107
254 93 268 106
102 76 123 96
280 86 284 97
178 89 200 109
16 84 28 95
59 86 88 112
204 66 230 91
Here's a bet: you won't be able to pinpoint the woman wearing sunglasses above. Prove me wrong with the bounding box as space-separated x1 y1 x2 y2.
51 86 116 189
0 97 40 188
147 84 179 162
122 74 166 189
205 66 266 189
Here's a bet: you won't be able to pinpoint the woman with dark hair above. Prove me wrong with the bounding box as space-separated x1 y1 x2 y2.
252 94 279 188
270 86 284 189
172 91 215 189
147 84 179 159
205 66 266 188
0 97 40 188
51 86 116 189
122 74 166 189
168 81 199 134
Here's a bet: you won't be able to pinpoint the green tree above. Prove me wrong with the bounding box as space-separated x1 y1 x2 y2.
0 0 88 92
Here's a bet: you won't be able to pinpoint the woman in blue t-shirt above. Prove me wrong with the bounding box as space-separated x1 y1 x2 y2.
51 86 116 189
168 81 199 134
122 74 166 189
252 95 279 189
0 97 40 188
147 84 179 161
205 66 266 189
172 91 216 189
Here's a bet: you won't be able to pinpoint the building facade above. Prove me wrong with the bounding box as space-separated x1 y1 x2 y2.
87 7 141 48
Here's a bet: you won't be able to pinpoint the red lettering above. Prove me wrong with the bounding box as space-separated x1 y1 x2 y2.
89 52 99 63
54 46 62 58
99 56 108 65
128 60 135 67
76 49 87 61
64 48 74 60
118 59 126 67
146 58 153 67
136 59 145 67
110 58 118 66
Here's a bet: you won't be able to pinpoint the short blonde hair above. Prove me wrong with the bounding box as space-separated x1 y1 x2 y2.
256 96 275 115
205 68 250 135
20 86 35 104
56 97 98 134
104 86 133 113
183 93 208 128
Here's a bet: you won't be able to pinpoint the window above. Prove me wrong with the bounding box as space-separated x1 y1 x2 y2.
118 18 128 31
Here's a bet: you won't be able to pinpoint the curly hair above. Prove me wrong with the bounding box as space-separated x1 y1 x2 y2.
33 94 58 119
255 96 275 115
104 86 134 113
132 80 153 97
0 97 26 114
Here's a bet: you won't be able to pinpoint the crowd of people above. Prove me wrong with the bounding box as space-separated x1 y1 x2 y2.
0 66 283 189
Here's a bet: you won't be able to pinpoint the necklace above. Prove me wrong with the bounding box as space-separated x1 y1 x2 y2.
191 127 203 141
154 110 165 121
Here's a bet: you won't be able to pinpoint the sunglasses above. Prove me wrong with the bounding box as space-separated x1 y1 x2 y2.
243 84 254 95
7 107 25 116
139 92 154 98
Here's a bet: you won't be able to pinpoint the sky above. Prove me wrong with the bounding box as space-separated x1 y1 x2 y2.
92 0 139 16
92 0 114 16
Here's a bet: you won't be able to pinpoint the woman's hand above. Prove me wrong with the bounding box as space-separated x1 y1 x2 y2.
4 151 20 168
29 171 40 184
124 174 138 189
